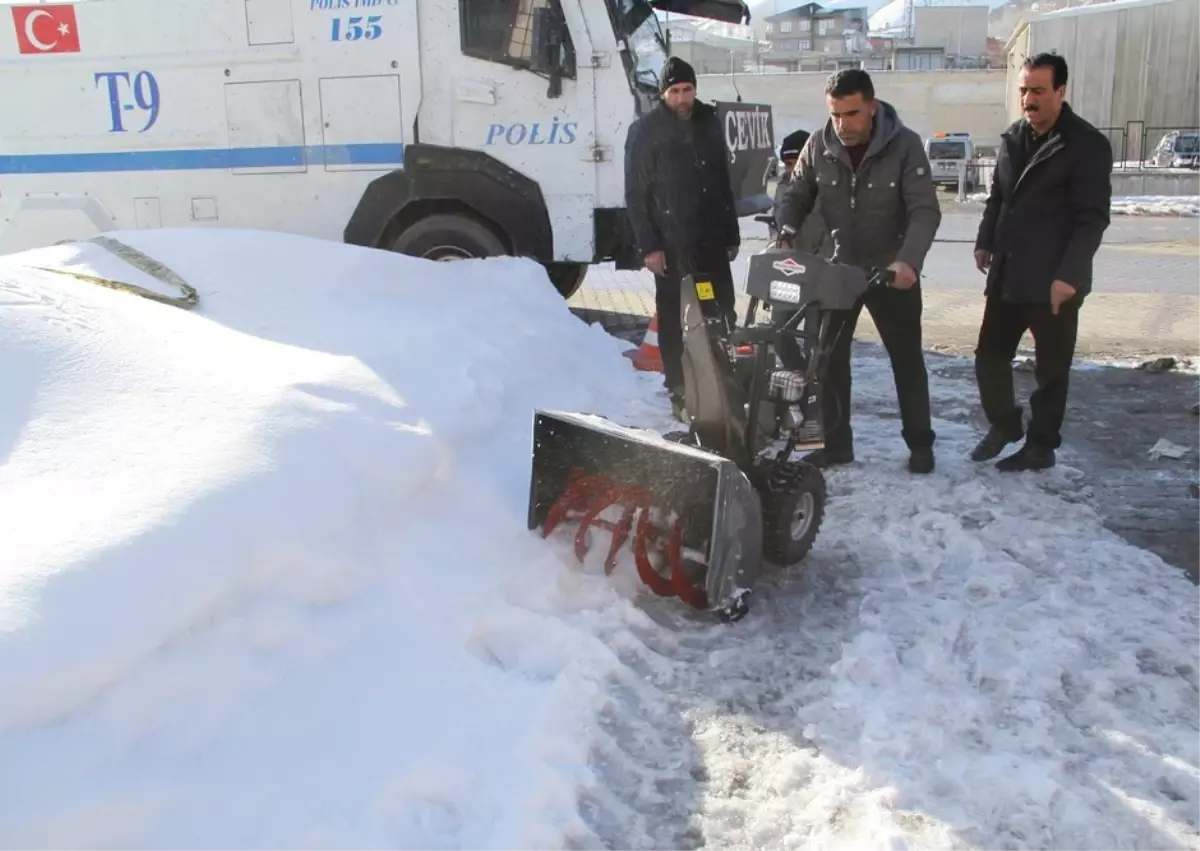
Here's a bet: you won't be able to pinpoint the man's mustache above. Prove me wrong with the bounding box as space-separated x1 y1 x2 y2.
1024 104 1040 112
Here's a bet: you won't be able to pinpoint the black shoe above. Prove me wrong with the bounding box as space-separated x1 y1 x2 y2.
803 447 854 468
908 446 935 474
970 424 1024 462
995 441 1056 472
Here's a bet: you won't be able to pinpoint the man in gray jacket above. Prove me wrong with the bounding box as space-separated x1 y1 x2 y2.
776 69 942 474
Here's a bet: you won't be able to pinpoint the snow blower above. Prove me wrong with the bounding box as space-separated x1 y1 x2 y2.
528 237 895 621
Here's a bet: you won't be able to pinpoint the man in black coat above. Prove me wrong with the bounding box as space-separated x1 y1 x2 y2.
624 57 741 420
971 53 1113 471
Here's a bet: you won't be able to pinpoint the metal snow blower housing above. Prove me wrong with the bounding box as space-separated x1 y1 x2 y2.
528 411 763 613
528 244 895 622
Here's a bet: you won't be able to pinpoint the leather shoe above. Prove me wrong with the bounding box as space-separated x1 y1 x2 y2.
803 447 854 468
995 442 1056 472
908 446 935 474
970 425 1023 462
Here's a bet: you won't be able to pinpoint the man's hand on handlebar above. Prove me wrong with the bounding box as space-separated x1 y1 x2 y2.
886 261 917 290
644 250 666 277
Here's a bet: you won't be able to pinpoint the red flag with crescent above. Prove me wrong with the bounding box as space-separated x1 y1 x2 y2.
12 5 81 54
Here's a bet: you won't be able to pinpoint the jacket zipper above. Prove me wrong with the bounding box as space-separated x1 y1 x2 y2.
1013 131 1065 195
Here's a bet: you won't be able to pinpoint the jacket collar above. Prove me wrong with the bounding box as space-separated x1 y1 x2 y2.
820 99 905 167
1003 101 1081 143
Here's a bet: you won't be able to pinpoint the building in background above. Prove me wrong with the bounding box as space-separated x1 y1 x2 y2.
760 1 873 72
868 0 991 67
663 15 765 72
1005 0 1199 164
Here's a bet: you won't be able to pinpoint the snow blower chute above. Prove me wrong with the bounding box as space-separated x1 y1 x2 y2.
528 239 895 621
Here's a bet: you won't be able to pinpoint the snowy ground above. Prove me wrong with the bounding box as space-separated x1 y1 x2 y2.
1072 356 1199 374
1 230 1197 850
962 193 1200 217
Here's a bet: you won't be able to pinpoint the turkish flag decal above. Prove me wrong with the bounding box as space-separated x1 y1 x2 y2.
12 5 81 54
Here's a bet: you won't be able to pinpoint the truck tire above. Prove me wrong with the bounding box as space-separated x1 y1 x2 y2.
545 262 588 299
388 213 507 261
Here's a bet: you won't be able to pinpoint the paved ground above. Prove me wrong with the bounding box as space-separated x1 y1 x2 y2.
569 207 1200 362
928 351 1200 583
569 207 1200 582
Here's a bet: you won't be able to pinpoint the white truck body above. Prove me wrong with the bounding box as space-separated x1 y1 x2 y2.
0 0 775 295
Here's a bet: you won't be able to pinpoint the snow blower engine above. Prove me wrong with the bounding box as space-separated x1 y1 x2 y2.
527 238 895 622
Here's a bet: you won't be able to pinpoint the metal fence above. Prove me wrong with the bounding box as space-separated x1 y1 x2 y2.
938 123 1199 189
1099 123 1198 170
1098 126 1129 166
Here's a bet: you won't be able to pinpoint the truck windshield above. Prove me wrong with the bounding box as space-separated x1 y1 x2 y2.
1174 134 1199 154
927 140 967 160
614 0 669 110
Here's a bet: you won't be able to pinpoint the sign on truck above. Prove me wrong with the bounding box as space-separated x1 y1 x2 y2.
0 0 775 298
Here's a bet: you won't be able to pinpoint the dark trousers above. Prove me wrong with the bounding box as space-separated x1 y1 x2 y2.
821 283 935 452
773 305 813 371
974 294 1079 449
654 245 737 393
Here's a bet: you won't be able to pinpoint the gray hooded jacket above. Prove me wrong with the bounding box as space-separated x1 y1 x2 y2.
775 100 941 273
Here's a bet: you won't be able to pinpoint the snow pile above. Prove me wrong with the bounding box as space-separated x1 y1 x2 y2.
0 229 667 849
964 192 1200 217
1110 195 1200 217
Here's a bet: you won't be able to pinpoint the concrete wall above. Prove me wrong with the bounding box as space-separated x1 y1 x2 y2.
1110 171 1200 197
1013 0 1200 158
974 164 1199 196
913 6 989 57
673 41 747 75
696 68 1007 147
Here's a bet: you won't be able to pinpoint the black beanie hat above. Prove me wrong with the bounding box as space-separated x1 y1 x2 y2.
780 129 811 159
660 56 697 92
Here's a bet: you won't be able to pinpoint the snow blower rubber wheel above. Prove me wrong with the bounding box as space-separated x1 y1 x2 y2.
760 460 826 566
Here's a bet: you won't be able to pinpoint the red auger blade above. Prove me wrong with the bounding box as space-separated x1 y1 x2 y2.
528 410 765 614
538 466 709 606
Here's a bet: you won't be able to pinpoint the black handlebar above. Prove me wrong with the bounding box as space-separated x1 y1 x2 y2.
867 267 896 289
770 225 896 290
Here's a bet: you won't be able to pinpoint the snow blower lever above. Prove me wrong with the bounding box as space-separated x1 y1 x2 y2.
528 235 895 622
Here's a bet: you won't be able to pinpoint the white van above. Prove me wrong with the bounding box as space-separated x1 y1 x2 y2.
923 132 977 191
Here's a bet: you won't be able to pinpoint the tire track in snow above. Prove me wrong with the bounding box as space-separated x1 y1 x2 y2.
554 348 1199 850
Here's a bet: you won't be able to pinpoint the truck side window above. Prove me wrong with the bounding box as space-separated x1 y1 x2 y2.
459 0 576 78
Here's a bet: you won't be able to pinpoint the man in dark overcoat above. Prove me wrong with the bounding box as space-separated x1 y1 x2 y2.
971 52 1113 471
624 57 741 421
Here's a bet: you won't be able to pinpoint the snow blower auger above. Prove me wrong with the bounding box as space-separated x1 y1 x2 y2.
528 238 895 623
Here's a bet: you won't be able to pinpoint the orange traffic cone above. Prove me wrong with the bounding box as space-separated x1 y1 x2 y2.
626 313 663 373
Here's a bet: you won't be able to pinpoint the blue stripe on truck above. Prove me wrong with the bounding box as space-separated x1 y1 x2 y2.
0 143 405 174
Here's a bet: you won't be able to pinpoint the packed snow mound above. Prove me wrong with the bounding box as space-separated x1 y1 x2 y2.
964 192 1200 217
1109 195 1200 217
0 229 667 849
